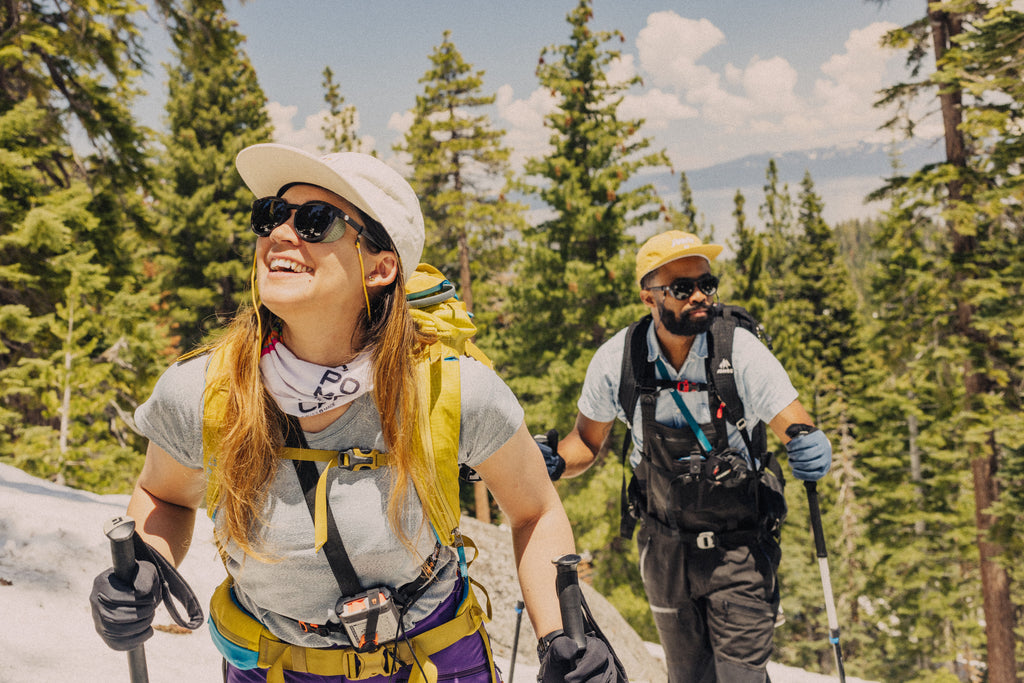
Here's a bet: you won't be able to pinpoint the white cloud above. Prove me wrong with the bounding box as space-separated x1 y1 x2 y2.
495 84 558 170
636 11 725 90
619 89 698 129
742 56 800 113
607 54 637 87
630 13 920 167
387 110 415 136
266 102 325 152
266 102 376 155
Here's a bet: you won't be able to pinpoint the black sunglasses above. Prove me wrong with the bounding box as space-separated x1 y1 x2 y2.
647 274 719 300
250 197 387 248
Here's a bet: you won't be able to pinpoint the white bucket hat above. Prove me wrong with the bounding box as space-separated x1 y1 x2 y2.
235 143 424 282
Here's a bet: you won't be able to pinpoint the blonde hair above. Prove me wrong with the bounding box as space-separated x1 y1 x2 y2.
203 257 438 559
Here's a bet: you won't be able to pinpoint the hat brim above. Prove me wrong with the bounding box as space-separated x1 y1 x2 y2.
638 244 723 284
235 143 386 229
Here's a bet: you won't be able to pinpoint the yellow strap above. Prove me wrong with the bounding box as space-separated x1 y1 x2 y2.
278 447 384 553
280 447 384 468
257 592 487 682
313 453 339 552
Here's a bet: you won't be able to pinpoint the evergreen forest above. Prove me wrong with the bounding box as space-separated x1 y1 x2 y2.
1 1 1022 681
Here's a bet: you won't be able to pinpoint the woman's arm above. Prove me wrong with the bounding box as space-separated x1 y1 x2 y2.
126 441 206 567
473 422 576 640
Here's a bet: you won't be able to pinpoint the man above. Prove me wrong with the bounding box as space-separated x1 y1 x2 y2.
540 231 832 682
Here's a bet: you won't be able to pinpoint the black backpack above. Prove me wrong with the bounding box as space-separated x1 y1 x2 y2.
616 303 783 539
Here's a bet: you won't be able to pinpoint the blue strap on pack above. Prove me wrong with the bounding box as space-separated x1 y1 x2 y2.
655 358 714 454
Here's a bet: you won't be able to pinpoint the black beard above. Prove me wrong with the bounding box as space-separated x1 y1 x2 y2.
657 301 713 336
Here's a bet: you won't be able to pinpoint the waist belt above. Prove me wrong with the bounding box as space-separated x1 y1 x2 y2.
642 513 761 549
211 576 494 683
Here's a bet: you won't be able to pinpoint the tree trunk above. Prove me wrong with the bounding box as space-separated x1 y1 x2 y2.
929 5 1016 680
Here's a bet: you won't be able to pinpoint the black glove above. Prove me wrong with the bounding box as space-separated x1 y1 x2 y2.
534 429 565 481
538 633 621 683
91 533 204 651
91 559 163 651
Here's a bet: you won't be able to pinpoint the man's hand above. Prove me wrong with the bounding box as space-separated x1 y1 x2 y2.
784 424 832 481
535 429 566 481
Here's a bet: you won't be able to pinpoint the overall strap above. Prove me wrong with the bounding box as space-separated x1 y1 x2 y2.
618 317 653 539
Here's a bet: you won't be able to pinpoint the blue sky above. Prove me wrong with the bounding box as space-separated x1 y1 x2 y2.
137 1 929 228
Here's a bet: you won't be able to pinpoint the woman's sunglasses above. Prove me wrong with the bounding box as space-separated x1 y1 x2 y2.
647 274 719 300
250 197 387 248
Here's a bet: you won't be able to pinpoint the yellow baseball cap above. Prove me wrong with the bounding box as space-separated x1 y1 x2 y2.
635 231 723 287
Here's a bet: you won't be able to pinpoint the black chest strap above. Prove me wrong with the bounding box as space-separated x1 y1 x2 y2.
283 417 441 628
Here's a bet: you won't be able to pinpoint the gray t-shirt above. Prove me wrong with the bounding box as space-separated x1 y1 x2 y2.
135 353 523 647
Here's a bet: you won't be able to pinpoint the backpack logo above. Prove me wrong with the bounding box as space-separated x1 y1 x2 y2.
716 358 734 375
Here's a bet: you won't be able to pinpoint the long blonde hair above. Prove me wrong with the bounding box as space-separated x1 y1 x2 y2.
205 258 437 558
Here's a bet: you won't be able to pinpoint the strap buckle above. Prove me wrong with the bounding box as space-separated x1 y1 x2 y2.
339 448 379 470
298 620 333 636
696 531 717 550
676 380 694 392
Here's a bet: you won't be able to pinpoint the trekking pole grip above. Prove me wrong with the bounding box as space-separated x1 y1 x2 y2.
553 554 587 648
104 516 150 683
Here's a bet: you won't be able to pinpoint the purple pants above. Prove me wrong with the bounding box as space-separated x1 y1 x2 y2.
225 581 501 682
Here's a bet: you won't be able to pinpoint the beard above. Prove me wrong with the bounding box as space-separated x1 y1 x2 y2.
657 301 713 336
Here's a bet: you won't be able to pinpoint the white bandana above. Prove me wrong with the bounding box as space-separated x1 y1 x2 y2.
260 335 374 417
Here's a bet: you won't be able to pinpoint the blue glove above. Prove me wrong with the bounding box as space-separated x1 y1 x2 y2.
784 425 832 481
535 429 565 481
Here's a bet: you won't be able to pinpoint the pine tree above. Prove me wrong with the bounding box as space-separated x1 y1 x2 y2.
503 0 668 427
770 173 869 677
879 4 1024 677
727 189 770 321
153 0 272 351
396 30 523 318
395 30 525 523
665 172 713 241
500 0 669 642
0 1 171 490
320 67 365 154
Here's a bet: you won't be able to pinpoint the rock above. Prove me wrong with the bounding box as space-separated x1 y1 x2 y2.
460 515 667 682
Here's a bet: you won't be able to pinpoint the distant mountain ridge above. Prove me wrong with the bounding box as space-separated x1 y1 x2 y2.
660 139 946 194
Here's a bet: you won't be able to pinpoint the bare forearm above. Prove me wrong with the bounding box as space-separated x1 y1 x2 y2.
127 484 197 568
558 414 611 478
512 506 576 640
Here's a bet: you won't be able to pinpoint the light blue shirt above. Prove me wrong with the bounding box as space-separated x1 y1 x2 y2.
577 320 798 468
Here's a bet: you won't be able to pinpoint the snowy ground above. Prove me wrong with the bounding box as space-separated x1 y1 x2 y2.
0 463 870 682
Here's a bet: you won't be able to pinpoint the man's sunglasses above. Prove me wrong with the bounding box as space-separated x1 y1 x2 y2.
250 197 389 249
647 274 719 300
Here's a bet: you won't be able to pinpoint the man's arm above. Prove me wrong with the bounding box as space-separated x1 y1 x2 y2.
767 399 815 443
557 413 615 478
767 399 832 481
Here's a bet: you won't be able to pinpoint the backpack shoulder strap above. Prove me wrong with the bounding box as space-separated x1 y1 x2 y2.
617 316 654 540
706 305 769 462
618 315 654 429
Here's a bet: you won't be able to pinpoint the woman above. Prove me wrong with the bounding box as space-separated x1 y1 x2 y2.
90 144 614 682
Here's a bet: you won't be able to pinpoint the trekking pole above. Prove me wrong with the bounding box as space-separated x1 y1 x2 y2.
508 600 525 682
553 554 586 648
104 516 150 683
804 482 846 682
